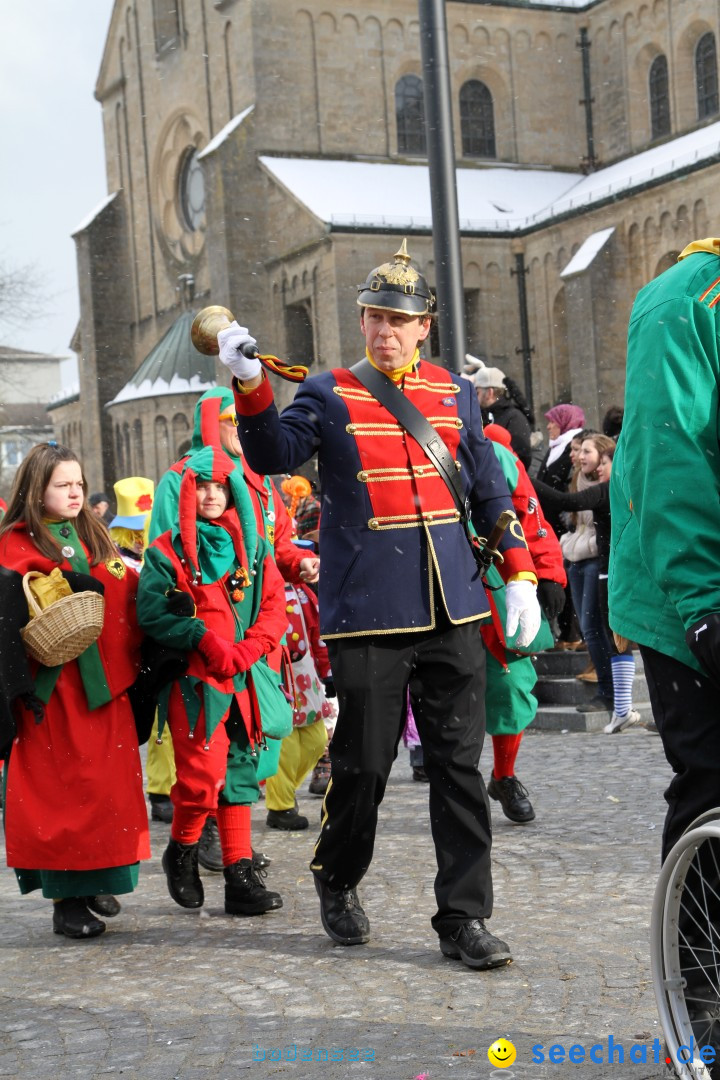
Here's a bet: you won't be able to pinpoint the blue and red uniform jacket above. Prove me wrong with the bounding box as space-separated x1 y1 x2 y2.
234 359 535 640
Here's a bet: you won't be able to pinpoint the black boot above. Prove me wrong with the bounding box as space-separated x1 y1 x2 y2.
149 794 173 824
266 807 308 830
52 897 106 939
162 839 204 908
197 816 223 872
84 894 121 918
224 858 283 916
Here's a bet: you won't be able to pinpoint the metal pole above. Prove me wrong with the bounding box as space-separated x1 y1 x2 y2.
511 251 535 417
418 0 465 373
577 27 598 172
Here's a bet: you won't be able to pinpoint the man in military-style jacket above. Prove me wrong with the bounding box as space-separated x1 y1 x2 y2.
217 241 541 971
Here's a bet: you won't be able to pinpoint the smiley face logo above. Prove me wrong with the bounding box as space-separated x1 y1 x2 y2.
488 1039 517 1068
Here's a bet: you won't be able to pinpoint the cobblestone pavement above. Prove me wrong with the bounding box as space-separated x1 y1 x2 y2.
0 727 676 1080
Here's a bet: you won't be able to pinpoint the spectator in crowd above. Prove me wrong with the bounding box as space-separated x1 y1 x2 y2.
536 434 617 715
535 406 587 649
535 439 640 732
602 406 624 440
467 356 534 469
89 491 112 525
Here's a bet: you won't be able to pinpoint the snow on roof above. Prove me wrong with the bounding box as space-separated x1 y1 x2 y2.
561 227 615 277
541 121 720 222
108 371 216 406
260 156 578 231
71 192 118 237
48 381 80 410
198 104 254 159
259 120 720 233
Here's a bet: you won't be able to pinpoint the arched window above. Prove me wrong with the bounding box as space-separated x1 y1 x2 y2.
395 75 426 155
460 80 496 158
153 0 180 54
696 32 719 119
649 55 671 139
133 418 145 474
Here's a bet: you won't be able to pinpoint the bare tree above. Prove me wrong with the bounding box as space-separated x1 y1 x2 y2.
0 258 47 331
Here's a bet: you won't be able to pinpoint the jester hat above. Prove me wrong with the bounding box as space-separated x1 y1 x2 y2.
190 387 237 454
177 445 257 583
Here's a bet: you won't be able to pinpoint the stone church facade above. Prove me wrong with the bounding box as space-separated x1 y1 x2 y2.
63 0 720 490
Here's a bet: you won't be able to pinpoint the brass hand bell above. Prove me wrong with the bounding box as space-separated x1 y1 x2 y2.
190 305 235 356
189 305 309 382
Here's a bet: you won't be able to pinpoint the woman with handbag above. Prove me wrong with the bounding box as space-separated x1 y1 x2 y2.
137 446 289 917
0 443 150 940
535 434 617 714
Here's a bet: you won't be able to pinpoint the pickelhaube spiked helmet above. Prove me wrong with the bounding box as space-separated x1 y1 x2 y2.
357 239 435 317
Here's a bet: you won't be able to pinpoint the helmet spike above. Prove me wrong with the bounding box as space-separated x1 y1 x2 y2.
394 238 411 265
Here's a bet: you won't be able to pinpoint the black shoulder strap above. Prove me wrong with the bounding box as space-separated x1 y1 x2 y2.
349 358 470 520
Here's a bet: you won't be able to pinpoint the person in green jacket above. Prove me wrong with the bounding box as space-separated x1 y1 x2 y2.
609 238 720 861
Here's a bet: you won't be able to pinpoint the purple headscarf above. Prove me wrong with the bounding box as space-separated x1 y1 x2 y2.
545 404 585 434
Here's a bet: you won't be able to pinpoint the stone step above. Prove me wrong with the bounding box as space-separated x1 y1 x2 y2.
533 672 648 706
531 701 656 733
533 648 645 677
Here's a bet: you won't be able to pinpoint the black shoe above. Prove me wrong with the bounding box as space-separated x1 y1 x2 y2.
314 875 370 945
252 848 272 869
224 859 283 915
412 766 429 782
162 839 204 908
308 754 331 796
487 774 535 824
439 919 512 970
197 816 223 872
84 894 121 918
52 897 106 939
577 696 613 713
266 808 309 831
149 794 173 824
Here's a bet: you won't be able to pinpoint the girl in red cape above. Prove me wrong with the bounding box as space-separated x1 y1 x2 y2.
0 444 150 940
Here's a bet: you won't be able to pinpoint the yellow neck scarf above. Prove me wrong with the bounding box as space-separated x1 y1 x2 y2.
678 238 720 260
366 348 420 384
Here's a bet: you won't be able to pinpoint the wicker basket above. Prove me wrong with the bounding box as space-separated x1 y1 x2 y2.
20 571 105 667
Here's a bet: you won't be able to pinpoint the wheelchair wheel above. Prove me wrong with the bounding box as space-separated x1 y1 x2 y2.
651 821 720 1080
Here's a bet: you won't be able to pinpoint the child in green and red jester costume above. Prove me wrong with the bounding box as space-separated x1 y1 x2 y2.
137 445 289 917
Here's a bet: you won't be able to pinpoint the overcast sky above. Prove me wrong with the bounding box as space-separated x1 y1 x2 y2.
0 2 115 366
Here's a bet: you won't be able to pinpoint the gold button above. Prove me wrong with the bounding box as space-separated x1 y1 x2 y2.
456 419 463 428
346 423 356 434
357 471 368 482
368 518 379 530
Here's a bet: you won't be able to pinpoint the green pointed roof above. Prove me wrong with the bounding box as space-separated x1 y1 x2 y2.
108 311 217 405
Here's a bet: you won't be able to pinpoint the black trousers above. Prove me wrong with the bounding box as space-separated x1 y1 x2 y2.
310 620 492 937
641 645 720 860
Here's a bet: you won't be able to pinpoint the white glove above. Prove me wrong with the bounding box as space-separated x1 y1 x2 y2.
217 321 261 381
504 580 542 649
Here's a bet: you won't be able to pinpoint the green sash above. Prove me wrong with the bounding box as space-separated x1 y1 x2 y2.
33 523 111 709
